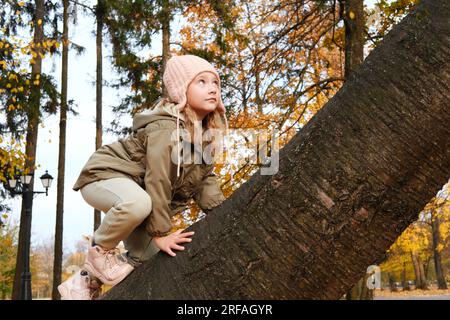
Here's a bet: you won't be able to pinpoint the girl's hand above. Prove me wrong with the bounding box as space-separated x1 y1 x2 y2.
153 229 195 257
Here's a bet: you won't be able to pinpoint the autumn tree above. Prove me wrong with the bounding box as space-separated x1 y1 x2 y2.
0 217 19 300
0 0 74 300
381 182 449 291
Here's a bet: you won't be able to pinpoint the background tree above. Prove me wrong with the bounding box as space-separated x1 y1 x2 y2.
51 0 70 300
381 182 449 291
0 217 19 300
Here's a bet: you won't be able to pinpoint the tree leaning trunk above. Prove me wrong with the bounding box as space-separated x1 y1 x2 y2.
12 0 45 300
432 216 448 289
104 0 450 300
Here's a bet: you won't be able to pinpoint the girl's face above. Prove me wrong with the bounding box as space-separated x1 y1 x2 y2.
186 71 220 120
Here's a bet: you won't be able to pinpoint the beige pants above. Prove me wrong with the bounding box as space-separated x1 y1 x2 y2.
80 177 160 267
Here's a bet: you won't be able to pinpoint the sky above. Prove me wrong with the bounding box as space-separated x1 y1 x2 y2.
5 0 380 254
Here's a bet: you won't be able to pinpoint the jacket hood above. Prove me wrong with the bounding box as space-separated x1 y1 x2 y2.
132 98 186 132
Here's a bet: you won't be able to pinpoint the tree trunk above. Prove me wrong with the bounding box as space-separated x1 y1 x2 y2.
418 255 428 290
161 0 171 98
401 262 410 291
411 252 422 289
51 0 69 301
343 0 365 76
104 0 450 300
94 0 105 231
422 256 430 281
432 216 447 289
12 0 45 300
411 252 428 290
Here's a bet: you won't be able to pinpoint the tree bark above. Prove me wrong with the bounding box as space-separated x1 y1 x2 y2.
161 0 171 98
51 0 69 301
411 251 422 289
343 0 365 76
418 255 429 290
12 0 45 300
401 262 410 291
411 251 428 290
432 216 447 289
104 0 450 300
94 0 105 231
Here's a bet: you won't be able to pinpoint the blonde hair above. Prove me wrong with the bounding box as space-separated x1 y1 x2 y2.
183 102 226 160
154 97 227 161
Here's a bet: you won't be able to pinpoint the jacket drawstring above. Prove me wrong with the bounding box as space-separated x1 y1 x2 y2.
177 109 181 178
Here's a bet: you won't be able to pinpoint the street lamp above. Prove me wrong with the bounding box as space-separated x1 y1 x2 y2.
6 169 54 300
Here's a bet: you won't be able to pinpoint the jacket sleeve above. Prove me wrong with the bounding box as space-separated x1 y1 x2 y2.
194 169 226 213
144 127 178 237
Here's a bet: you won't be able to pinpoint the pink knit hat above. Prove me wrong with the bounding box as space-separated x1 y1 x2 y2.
163 55 228 177
163 54 226 114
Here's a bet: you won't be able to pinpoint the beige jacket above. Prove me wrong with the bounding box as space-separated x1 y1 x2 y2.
72 99 226 237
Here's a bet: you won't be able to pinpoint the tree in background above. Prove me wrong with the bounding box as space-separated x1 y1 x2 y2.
0 217 19 300
381 182 450 291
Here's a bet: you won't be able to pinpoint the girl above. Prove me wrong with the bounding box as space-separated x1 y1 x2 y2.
58 55 228 300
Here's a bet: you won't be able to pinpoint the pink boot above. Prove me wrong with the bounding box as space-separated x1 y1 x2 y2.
83 236 134 287
58 270 97 300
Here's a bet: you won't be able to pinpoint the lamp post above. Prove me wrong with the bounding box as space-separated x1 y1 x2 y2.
6 170 53 300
